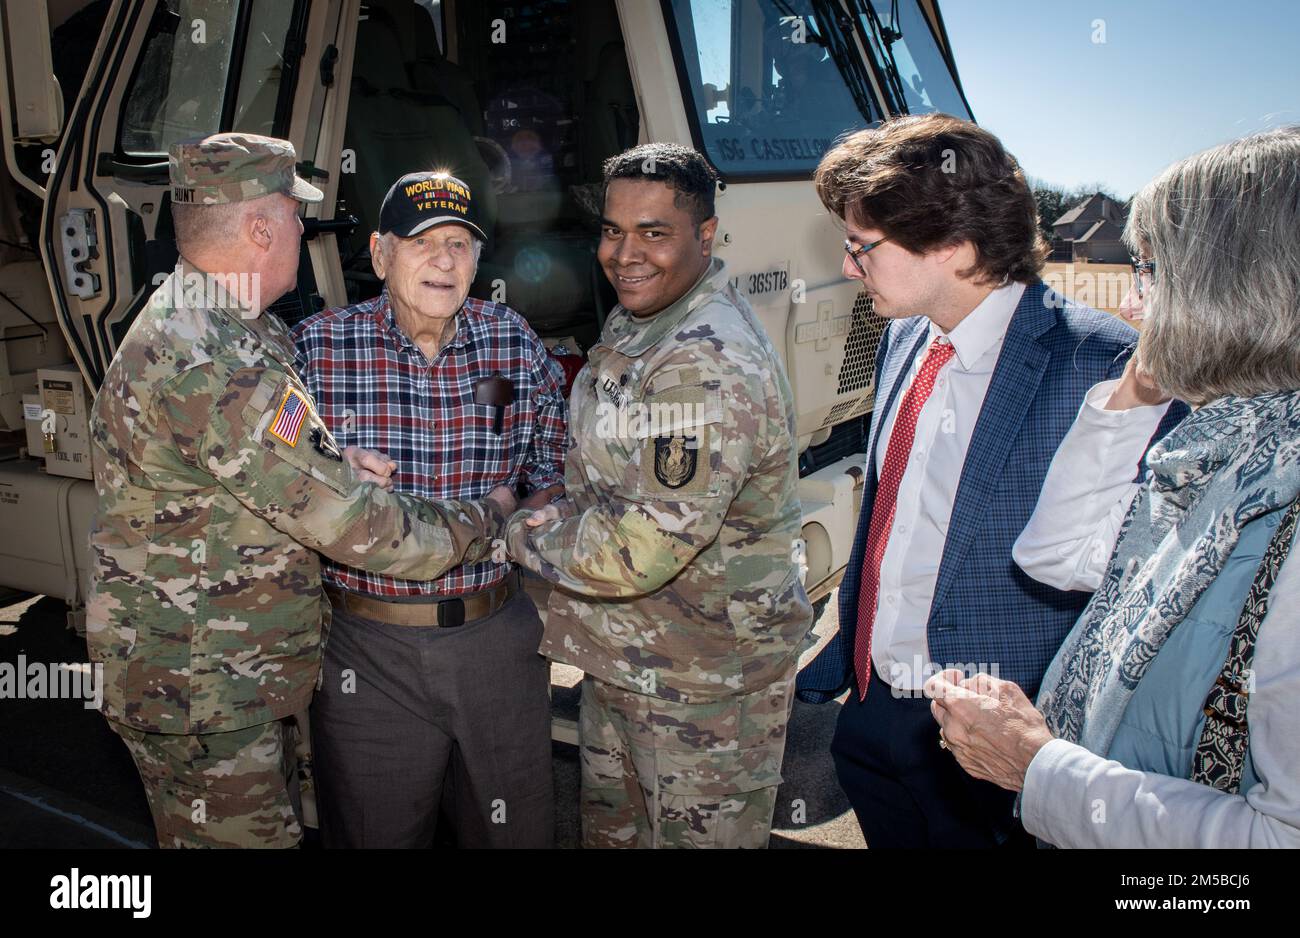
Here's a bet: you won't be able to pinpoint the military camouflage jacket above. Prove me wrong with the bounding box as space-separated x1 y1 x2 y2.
506 258 812 702
88 263 501 733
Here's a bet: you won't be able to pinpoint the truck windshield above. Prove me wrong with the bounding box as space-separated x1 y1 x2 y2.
856 0 972 119
666 0 970 178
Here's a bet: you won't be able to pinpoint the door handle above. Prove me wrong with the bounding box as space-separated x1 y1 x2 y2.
96 153 169 182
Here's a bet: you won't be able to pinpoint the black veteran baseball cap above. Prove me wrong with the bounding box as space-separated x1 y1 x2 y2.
378 171 487 242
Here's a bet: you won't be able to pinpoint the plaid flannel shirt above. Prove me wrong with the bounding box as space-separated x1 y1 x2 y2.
292 290 568 597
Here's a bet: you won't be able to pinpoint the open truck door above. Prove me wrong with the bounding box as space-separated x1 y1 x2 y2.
0 0 357 616
37 0 358 390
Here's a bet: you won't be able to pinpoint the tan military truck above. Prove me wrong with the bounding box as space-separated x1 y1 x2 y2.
0 0 973 642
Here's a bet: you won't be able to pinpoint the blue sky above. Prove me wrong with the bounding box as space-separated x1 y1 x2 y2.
939 0 1300 196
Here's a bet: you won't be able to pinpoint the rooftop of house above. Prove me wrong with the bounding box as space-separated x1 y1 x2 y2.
1053 192 1126 229
1075 217 1126 243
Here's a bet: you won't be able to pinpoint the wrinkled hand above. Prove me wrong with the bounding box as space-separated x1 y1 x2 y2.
518 484 564 511
524 503 562 528
483 484 518 517
924 669 1055 793
343 446 397 491
1106 350 1170 411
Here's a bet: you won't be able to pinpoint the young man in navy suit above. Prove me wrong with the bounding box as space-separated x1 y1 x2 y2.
797 114 1183 847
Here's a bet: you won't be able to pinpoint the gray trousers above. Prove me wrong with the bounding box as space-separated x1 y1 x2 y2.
311 590 554 848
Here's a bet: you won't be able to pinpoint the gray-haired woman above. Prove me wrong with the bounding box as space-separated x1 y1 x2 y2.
926 126 1300 847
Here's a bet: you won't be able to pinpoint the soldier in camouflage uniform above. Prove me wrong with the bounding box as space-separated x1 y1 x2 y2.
87 133 513 848
505 144 813 848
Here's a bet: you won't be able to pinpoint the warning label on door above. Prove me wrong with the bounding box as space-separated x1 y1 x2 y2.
42 379 75 414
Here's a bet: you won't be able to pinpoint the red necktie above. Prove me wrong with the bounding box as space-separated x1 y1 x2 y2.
854 337 956 699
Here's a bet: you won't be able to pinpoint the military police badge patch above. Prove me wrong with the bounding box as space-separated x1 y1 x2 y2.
654 434 697 489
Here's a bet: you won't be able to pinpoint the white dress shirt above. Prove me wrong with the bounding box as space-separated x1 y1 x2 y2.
870 282 1024 691
1012 379 1172 591
1013 387 1300 847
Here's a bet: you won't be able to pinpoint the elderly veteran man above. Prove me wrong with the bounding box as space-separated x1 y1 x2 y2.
87 134 515 849
505 144 813 849
292 171 567 848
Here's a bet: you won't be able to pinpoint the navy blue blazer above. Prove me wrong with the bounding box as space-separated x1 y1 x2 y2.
798 282 1185 703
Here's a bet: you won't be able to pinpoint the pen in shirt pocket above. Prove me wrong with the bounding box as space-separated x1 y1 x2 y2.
473 373 515 435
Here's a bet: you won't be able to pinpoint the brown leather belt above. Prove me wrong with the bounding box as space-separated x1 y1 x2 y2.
324 571 519 628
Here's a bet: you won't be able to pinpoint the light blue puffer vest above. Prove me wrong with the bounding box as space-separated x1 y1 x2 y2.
1106 506 1291 791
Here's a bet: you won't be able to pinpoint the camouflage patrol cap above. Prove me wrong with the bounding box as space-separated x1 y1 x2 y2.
170 132 323 206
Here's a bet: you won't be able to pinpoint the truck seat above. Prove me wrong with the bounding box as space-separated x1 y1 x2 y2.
339 12 495 250
364 0 486 136
580 41 639 181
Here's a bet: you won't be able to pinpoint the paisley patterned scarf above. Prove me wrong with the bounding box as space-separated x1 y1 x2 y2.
1038 389 1300 755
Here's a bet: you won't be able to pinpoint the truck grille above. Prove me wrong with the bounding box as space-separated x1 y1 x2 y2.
816 292 885 431
837 293 885 394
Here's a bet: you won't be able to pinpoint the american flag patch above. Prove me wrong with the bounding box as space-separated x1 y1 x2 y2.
268 386 310 447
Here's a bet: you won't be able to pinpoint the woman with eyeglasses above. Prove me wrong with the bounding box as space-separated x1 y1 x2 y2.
925 126 1300 847
1118 256 1157 325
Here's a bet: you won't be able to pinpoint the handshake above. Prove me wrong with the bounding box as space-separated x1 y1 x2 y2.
343 446 562 520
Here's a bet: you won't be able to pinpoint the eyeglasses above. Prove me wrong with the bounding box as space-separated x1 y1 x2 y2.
845 236 889 275
1130 256 1157 299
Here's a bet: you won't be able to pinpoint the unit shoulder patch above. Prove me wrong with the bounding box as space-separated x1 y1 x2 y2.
654 434 698 489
